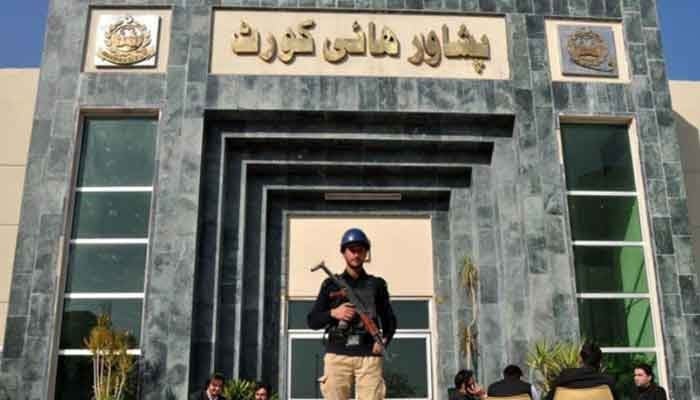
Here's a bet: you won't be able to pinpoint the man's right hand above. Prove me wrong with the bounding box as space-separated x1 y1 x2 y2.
331 302 356 321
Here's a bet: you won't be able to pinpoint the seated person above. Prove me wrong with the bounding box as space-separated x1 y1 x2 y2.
190 373 229 400
545 343 617 400
451 369 487 400
254 382 272 400
633 363 667 400
488 364 539 400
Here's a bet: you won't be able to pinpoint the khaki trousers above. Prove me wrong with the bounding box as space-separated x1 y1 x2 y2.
319 353 386 400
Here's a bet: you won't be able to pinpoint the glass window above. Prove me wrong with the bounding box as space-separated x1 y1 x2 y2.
60 299 142 349
77 118 157 187
288 299 432 399
55 356 92 400
568 196 642 241
71 192 151 238
578 298 655 348
288 301 315 330
562 124 664 389
574 246 648 293
392 301 429 330
57 117 156 400
561 124 635 191
384 338 430 398
289 338 326 399
65 244 147 293
288 336 430 399
55 356 138 400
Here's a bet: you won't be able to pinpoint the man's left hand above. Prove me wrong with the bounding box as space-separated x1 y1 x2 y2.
372 339 386 355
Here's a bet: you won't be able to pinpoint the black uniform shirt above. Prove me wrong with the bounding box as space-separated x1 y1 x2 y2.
635 384 667 400
306 268 397 357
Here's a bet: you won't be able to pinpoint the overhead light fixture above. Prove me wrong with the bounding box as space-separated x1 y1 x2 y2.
324 192 402 201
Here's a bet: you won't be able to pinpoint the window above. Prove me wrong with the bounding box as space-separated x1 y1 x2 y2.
287 299 433 400
54 118 157 400
560 123 665 397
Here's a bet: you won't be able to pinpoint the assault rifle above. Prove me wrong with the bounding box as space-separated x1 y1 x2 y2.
311 261 385 354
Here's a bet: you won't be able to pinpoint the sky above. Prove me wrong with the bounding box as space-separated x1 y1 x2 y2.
0 1 698 80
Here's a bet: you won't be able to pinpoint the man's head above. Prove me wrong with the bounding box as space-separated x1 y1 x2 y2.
454 369 475 392
503 364 523 380
255 382 271 400
340 228 371 270
579 342 603 369
206 373 225 396
633 363 655 388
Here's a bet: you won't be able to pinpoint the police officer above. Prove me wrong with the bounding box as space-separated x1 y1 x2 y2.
307 228 397 400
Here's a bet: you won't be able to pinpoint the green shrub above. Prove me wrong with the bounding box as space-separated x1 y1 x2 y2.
84 314 136 400
527 340 581 394
223 379 279 400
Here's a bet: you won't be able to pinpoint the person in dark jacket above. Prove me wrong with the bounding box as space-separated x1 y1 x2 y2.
545 343 617 400
488 365 538 399
307 228 397 400
633 363 667 400
189 373 229 400
450 369 487 400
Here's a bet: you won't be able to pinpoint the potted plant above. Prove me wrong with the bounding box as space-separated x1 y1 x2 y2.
83 314 135 400
223 379 279 400
223 379 256 400
526 340 581 395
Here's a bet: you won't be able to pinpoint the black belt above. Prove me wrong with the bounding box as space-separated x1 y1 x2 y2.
327 328 373 346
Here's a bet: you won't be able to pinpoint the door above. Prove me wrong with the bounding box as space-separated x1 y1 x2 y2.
285 216 436 400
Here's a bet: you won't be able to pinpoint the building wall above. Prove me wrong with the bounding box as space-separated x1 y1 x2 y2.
0 74 698 389
670 81 700 276
1 1 700 399
0 69 38 353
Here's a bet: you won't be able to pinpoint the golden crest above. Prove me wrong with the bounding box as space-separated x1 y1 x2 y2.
566 28 615 72
98 15 156 66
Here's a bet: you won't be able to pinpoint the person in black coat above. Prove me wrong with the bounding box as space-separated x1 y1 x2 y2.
633 363 667 400
544 343 618 400
189 373 229 400
488 365 538 399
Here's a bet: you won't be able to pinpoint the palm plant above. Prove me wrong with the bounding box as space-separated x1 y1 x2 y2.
223 379 279 400
526 340 581 394
223 379 256 400
83 314 135 400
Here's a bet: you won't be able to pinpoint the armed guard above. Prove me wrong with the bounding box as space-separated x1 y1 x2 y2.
307 228 397 400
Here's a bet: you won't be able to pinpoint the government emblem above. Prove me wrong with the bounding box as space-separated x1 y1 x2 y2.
558 25 618 78
96 15 160 67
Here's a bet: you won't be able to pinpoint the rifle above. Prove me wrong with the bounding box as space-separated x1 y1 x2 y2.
311 261 385 354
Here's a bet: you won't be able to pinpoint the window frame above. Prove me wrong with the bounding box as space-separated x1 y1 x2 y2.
49 113 159 400
558 118 668 390
285 298 434 400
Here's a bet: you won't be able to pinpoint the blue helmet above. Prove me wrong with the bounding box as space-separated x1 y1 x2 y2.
340 228 371 252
